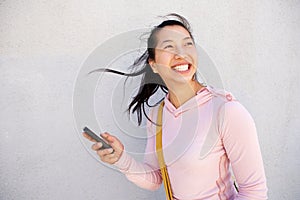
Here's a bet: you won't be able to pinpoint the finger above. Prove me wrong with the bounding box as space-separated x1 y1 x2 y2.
82 132 97 142
109 156 120 164
97 148 114 157
91 142 103 151
100 132 114 143
100 152 119 164
103 152 116 159
101 133 122 151
100 133 117 149
101 132 121 144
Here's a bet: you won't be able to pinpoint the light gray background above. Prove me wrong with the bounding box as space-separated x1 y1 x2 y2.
1 0 299 199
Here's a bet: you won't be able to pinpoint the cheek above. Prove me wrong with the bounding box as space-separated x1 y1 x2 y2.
155 52 173 64
187 47 198 57
189 49 198 65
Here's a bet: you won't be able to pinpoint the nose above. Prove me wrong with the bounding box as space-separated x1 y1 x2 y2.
174 46 187 59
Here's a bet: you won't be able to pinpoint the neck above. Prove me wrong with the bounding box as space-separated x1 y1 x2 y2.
167 80 204 109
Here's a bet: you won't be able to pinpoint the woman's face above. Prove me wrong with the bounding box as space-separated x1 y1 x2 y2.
149 25 198 86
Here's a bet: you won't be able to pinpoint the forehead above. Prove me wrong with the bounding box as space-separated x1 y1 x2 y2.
156 25 191 43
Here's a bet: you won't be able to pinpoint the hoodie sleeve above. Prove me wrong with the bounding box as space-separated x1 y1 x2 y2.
113 108 162 191
219 101 268 200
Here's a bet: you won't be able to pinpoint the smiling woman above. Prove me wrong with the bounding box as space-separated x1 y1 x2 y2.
148 24 202 108
82 13 268 200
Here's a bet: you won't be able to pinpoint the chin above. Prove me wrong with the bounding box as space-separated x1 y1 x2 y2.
172 75 196 85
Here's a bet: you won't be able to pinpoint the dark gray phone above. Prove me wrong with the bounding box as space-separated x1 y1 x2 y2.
83 127 113 150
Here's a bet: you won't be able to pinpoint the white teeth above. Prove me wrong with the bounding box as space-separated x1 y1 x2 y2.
173 64 189 71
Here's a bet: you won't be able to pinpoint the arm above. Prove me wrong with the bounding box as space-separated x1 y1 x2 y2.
113 108 162 191
83 116 162 190
220 101 268 200
113 138 162 191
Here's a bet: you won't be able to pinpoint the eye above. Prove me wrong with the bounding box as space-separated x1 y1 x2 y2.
164 45 174 49
185 42 194 46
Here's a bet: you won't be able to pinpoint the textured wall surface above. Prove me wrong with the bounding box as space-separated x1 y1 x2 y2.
1 0 299 199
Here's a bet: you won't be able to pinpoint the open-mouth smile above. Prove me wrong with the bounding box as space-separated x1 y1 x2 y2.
171 63 192 73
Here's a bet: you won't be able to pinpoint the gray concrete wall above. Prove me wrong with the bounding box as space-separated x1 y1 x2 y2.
1 0 299 199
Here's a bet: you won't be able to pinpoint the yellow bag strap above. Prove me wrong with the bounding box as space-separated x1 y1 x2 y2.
156 101 173 200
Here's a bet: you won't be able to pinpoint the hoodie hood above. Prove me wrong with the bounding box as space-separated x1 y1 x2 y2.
164 86 212 118
163 85 235 118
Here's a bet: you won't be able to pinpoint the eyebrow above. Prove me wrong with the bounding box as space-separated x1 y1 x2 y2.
160 37 192 45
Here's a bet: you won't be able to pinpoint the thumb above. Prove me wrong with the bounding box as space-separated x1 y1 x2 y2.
100 132 115 143
101 132 124 151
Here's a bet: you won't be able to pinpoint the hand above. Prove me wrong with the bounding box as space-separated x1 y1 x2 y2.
83 132 124 164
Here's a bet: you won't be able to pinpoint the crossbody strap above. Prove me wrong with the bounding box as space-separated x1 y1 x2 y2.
156 101 173 200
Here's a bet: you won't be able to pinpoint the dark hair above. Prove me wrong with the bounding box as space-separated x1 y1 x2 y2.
90 13 195 125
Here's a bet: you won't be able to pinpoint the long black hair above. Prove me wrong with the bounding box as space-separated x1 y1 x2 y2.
90 13 195 125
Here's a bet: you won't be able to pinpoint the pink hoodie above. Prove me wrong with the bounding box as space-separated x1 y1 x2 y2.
114 86 268 200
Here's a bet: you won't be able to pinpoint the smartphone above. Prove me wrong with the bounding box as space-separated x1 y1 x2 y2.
83 127 113 151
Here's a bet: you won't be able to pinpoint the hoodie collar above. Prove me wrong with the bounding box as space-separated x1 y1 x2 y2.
164 85 213 117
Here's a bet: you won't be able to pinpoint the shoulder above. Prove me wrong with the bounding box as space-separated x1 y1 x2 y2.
207 85 254 123
207 87 258 140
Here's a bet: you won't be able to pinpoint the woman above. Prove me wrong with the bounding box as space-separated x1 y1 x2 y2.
83 13 268 199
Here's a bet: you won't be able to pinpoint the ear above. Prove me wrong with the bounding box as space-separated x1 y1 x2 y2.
148 58 158 74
